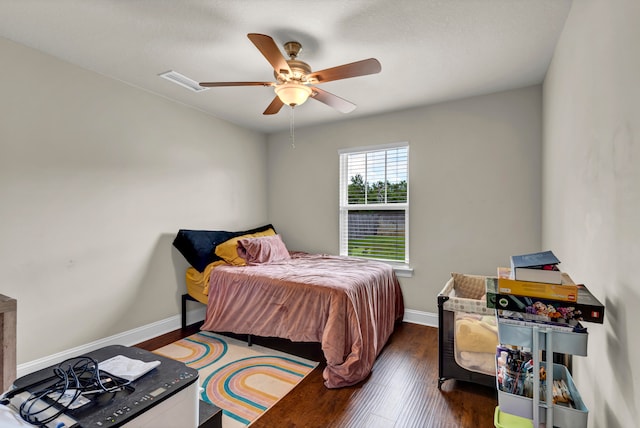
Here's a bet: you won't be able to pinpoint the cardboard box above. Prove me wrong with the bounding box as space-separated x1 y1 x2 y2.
494 271 578 302
487 277 604 323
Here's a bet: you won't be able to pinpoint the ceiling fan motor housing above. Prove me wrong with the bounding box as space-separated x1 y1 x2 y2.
276 59 312 83
270 41 310 83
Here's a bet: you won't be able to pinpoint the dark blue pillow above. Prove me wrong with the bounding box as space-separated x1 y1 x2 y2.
173 224 275 272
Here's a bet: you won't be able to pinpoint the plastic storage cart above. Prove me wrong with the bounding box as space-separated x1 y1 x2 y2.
494 406 533 428
495 319 589 427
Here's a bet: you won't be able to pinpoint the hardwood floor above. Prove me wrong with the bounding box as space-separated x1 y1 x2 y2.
136 322 498 428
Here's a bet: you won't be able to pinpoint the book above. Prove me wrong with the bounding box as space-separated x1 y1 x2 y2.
498 265 563 287
486 277 605 324
511 250 561 269
510 250 562 284
512 266 563 284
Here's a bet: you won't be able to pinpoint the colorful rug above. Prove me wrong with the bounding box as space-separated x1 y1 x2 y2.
153 332 318 427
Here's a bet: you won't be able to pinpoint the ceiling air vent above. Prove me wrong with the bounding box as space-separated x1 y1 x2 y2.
159 70 209 92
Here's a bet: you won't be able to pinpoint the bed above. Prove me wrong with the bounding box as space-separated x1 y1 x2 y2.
437 272 497 389
173 225 405 389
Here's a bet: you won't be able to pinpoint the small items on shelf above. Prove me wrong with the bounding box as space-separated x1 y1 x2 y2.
549 378 575 408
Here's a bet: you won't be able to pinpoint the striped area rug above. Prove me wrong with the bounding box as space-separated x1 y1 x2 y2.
153 332 318 428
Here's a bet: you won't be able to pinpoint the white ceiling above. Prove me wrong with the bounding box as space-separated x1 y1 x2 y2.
0 0 572 133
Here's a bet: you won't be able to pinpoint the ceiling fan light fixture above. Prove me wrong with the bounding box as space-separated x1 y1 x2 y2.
275 82 312 107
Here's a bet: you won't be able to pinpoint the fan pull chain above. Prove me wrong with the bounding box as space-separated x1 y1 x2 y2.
289 106 296 149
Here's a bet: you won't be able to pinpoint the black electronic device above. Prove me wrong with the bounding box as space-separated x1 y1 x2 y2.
11 345 199 427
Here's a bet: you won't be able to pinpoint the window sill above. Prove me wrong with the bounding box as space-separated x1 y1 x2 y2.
342 255 413 277
391 264 414 278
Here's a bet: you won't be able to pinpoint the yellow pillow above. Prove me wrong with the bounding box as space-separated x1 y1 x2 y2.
254 228 276 239
186 260 226 296
215 228 275 266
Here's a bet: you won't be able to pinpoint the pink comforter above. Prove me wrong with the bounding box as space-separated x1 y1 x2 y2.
200 252 404 388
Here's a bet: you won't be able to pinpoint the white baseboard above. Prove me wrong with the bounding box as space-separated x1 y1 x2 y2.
17 306 437 378
403 309 438 328
17 307 207 378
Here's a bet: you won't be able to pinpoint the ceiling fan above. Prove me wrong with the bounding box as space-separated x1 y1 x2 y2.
199 33 382 115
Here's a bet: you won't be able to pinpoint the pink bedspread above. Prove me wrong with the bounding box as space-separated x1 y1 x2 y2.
200 252 404 388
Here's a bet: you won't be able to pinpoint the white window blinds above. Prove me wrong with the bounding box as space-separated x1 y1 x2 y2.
339 143 409 264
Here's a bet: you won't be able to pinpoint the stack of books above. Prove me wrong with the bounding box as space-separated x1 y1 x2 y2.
486 250 605 332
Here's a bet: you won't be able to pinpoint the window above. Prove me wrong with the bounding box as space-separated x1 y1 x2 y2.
339 143 409 265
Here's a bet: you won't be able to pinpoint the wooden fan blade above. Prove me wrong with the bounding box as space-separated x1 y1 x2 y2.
263 96 285 115
247 33 292 75
308 58 381 84
310 87 356 113
199 81 274 87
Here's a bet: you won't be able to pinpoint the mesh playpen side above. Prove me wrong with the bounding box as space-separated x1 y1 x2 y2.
437 273 497 389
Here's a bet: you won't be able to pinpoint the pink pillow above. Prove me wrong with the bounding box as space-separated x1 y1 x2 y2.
237 234 291 264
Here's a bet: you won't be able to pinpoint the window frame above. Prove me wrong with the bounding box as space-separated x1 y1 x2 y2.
338 142 411 274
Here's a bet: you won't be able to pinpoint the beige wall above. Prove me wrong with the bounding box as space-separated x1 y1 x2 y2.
543 1 640 426
267 86 543 315
0 37 268 363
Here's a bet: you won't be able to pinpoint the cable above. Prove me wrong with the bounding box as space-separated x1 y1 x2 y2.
14 356 132 427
